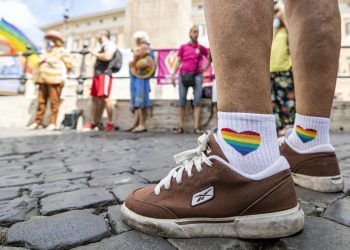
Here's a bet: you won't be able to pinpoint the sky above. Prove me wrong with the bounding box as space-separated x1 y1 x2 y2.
0 0 127 47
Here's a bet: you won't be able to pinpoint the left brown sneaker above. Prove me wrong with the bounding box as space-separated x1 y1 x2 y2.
280 141 344 193
121 133 304 239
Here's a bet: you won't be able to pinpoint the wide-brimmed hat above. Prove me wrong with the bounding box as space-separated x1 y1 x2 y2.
44 30 64 43
131 55 156 79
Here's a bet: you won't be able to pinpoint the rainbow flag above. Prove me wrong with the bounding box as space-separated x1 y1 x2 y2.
0 18 40 71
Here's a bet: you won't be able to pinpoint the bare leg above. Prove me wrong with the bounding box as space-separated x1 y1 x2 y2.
104 98 113 123
95 98 105 125
284 0 340 117
179 107 185 128
205 0 274 114
91 97 98 124
194 106 201 129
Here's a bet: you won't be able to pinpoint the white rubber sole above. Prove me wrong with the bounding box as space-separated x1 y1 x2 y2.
121 203 304 239
292 173 344 193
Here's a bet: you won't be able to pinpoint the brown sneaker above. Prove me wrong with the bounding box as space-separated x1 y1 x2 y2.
121 133 304 238
280 140 344 193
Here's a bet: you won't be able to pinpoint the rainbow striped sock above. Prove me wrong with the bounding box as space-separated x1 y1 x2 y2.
287 113 331 151
217 112 280 176
295 125 317 143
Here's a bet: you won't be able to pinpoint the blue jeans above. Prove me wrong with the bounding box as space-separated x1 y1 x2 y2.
179 74 202 107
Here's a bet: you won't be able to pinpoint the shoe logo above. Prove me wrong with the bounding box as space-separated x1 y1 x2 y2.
206 146 212 154
221 128 261 156
191 186 214 206
296 125 317 143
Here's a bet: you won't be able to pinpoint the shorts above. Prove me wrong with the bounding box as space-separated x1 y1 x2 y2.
90 74 112 98
179 74 202 107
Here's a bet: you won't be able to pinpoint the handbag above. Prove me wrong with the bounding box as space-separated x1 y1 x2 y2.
181 46 202 88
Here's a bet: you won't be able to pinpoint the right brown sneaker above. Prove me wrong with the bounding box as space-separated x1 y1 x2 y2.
121 133 304 239
280 137 344 193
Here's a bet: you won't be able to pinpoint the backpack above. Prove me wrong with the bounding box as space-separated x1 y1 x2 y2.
106 49 123 75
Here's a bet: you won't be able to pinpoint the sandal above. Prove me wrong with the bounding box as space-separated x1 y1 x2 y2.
194 128 204 134
172 127 184 134
132 126 147 133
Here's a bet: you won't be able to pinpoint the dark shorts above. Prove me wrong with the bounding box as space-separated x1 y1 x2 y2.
179 74 202 107
90 74 113 98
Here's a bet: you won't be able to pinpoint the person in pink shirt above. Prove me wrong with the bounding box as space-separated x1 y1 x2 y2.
171 25 210 134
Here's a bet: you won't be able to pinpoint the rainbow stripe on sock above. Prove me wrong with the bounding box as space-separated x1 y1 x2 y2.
296 125 317 143
221 128 261 156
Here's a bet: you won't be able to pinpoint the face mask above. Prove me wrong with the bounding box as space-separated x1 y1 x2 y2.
273 18 281 29
190 35 197 43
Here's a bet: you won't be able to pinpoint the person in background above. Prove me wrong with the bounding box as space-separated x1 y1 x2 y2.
127 31 155 133
271 4 295 136
171 25 210 134
26 30 71 131
83 29 117 132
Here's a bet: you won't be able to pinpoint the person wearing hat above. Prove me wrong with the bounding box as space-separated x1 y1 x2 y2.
171 25 210 134
26 30 71 131
127 31 155 133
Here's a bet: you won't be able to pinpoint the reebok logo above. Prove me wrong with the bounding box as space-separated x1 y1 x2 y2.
191 186 214 206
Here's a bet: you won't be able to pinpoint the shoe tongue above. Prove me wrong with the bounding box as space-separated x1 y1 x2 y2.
205 134 229 162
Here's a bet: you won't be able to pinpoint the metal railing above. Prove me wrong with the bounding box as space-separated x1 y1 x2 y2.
1 45 350 95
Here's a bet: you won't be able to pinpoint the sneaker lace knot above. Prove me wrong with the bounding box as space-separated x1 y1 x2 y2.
154 133 213 195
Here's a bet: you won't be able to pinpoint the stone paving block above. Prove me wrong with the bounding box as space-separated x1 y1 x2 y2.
111 183 146 202
26 164 66 175
91 168 132 179
89 173 146 189
324 196 350 227
0 174 41 188
40 188 115 215
0 196 36 226
281 216 350 250
344 177 350 195
106 205 131 234
30 180 88 198
43 172 90 183
73 230 175 250
137 168 170 183
168 237 285 250
6 210 110 250
29 160 64 168
0 187 20 201
295 186 344 208
68 162 109 173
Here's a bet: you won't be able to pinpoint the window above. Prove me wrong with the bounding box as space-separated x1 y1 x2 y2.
73 39 79 50
198 5 203 9
198 24 206 37
110 33 118 44
113 17 118 21
100 19 104 24
83 37 90 47
346 21 350 36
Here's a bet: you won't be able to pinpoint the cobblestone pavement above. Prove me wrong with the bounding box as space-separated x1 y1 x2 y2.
0 129 349 250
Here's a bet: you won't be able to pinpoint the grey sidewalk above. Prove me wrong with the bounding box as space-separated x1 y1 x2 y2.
0 129 349 249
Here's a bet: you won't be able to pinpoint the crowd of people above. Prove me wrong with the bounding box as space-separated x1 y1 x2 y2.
26 4 294 136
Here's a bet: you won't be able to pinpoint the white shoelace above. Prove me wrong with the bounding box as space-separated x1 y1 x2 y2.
278 136 286 146
154 133 213 195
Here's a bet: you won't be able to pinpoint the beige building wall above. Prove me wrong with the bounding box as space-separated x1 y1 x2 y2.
124 0 193 49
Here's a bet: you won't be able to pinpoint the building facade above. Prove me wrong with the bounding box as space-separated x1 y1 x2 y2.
41 0 350 101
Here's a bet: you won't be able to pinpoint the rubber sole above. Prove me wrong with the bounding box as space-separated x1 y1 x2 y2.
121 203 304 239
292 173 344 193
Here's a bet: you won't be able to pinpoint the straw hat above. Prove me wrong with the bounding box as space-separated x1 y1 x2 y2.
44 30 64 43
131 55 156 79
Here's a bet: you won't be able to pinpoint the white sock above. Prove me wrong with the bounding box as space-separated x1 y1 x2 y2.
217 112 280 176
287 113 331 151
